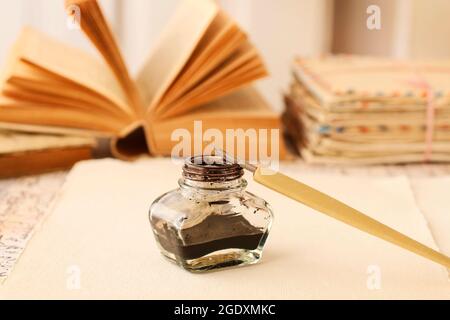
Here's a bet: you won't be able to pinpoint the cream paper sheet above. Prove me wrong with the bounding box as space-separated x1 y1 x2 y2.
1 159 449 299
410 177 450 258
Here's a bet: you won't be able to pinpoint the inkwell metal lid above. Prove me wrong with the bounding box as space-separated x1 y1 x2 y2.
182 156 244 183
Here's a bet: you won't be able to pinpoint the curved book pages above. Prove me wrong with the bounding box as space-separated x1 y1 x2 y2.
0 0 285 160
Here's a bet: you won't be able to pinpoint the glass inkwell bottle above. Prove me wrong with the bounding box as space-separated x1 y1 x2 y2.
149 155 274 272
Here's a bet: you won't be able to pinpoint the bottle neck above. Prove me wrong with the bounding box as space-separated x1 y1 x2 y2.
179 177 247 200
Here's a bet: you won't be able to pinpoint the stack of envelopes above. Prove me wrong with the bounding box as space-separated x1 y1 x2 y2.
283 55 450 164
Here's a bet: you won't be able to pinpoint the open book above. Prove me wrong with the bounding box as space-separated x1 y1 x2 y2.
0 0 284 160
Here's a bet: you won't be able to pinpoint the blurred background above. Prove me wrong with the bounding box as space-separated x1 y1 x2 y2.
1 1 450 291
1 0 449 110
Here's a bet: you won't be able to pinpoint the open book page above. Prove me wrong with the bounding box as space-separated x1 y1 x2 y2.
0 96 125 134
156 11 245 111
151 86 277 126
66 0 143 115
3 27 132 116
136 0 219 111
4 59 133 121
188 86 274 113
1 159 448 299
157 45 268 118
137 0 267 119
148 87 284 156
